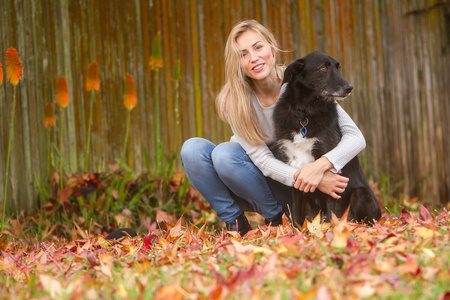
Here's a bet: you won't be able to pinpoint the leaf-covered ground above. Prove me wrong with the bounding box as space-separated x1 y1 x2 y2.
1 206 449 299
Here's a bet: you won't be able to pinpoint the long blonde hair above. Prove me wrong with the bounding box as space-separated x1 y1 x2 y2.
216 20 283 145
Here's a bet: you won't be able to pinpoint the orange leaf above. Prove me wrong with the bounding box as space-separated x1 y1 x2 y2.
86 62 100 91
396 254 419 276
123 74 137 110
155 209 175 224
169 216 184 239
154 285 184 300
331 227 349 248
55 77 70 108
43 102 56 127
5 47 23 86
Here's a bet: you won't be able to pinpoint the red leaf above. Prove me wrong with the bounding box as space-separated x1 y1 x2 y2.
86 252 99 268
438 292 450 300
58 186 73 210
401 207 413 223
419 205 433 222
436 209 448 222
143 234 159 250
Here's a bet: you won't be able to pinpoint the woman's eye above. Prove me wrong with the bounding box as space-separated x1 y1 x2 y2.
242 52 247 57
256 45 262 50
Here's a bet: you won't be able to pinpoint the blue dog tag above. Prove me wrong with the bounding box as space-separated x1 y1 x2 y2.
301 127 308 138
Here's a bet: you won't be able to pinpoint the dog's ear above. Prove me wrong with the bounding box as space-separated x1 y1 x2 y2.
282 59 305 85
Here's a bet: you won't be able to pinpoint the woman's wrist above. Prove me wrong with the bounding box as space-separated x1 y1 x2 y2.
315 156 333 173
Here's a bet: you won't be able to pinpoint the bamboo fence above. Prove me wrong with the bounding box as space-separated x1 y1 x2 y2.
0 0 449 213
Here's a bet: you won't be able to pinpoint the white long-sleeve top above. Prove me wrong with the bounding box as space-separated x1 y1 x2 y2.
229 83 366 187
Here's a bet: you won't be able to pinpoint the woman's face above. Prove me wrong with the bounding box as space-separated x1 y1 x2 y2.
236 30 275 82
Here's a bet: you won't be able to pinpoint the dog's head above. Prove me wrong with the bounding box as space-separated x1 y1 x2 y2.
283 51 353 101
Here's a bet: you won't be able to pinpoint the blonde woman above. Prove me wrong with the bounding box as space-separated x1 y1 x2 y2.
180 20 365 236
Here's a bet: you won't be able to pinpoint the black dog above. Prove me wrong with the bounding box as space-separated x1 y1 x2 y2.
271 51 381 225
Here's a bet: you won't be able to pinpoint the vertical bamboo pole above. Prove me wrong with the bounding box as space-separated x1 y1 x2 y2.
190 0 203 138
15 0 34 211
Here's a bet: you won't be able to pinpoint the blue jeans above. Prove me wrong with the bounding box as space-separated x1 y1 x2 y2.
180 137 292 223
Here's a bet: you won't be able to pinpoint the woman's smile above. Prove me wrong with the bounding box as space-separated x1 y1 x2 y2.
237 30 275 81
252 63 265 72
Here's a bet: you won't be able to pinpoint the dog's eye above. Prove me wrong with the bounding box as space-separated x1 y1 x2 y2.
320 66 328 72
336 64 341 70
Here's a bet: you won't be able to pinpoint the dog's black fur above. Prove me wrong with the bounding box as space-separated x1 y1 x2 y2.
271 51 381 225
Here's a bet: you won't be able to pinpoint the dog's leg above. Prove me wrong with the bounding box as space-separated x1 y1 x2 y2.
349 188 381 224
324 197 338 222
291 189 306 228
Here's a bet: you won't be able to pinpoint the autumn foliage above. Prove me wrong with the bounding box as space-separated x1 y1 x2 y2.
5 47 22 86
1 204 449 299
55 77 70 108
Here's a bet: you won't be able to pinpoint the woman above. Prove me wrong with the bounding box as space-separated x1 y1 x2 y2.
180 20 365 236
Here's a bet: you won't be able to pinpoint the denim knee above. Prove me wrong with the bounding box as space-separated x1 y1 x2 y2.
211 142 246 180
180 137 214 166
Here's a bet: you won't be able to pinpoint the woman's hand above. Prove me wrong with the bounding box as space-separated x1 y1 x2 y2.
293 156 348 199
294 157 333 192
317 171 349 199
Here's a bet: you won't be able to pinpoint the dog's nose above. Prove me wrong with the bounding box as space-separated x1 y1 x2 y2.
345 85 353 94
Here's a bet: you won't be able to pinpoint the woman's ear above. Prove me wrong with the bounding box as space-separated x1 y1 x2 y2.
282 59 305 85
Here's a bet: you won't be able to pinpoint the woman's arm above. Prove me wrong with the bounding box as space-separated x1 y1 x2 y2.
236 134 348 199
323 103 366 172
231 133 298 186
293 102 365 195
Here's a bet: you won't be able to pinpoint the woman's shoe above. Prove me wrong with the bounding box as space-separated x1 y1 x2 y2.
105 228 137 240
226 213 251 236
265 211 284 226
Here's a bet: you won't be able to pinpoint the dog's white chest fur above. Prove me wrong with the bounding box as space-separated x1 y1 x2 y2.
278 133 317 169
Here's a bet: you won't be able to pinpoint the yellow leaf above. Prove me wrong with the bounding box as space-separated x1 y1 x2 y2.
252 246 273 255
39 274 63 299
422 248 436 259
382 236 398 245
373 262 393 274
320 222 332 231
97 236 110 248
236 251 255 266
276 243 288 255
307 212 324 239
158 237 169 249
414 227 437 238
116 283 128 298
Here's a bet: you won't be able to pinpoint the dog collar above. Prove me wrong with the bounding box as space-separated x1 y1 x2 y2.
300 118 309 138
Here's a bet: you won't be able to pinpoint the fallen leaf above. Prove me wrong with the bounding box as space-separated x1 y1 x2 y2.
154 285 184 300
307 212 324 239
